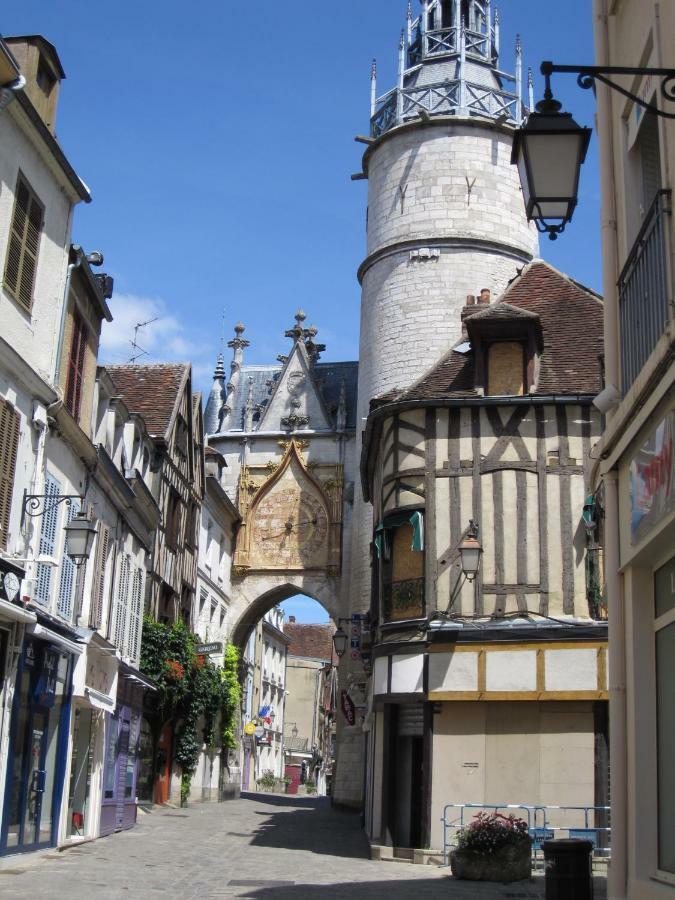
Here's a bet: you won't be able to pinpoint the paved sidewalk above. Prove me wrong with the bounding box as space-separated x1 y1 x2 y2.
0 793 608 899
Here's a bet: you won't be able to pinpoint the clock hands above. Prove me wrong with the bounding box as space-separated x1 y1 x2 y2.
259 517 320 541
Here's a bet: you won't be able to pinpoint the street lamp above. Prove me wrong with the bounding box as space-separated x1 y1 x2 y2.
513 60 675 239
332 626 348 659
64 511 98 567
511 65 591 240
458 520 483 583
291 723 298 740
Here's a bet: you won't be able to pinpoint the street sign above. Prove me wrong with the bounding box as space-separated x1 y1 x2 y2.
341 689 355 726
196 642 223 655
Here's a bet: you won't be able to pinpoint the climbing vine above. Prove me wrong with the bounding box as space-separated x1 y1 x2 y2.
140 617 242 805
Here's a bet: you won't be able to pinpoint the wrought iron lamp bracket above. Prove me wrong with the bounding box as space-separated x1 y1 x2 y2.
541 61 675 119
21 490 83 525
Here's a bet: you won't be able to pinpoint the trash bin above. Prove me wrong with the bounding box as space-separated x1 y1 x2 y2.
543 839 594 900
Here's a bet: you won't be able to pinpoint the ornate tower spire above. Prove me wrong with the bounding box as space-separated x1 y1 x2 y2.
219 322 249 431
370 0 528 137
204 352 226 435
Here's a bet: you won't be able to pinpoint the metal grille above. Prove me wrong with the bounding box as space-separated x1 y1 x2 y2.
618 190 672 394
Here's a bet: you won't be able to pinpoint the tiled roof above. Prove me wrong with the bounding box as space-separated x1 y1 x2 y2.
373 261 603 406
285 622 336 662
105 363 189 439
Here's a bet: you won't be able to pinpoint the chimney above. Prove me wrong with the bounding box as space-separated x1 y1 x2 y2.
288 615 296 623
466 294 476 305
479 288 491 304
4 36 65 135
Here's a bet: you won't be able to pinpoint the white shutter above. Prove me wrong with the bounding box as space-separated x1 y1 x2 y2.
57 498 80 620
34 474 61 605
90 524 111 629
112 553 130 650
127 565 144 664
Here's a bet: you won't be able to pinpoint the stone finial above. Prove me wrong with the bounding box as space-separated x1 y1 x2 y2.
213 353 225 379
228 322 250 352
285 310 307 341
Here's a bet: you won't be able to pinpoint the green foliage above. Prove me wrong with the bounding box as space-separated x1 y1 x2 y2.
257 769 276 791
140 618 243 801
305 779 317 795
456 812 531 855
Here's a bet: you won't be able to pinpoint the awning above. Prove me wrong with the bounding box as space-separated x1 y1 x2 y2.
27 623 84 656
0 598 37 625
85 686 116 713
374 510 424 558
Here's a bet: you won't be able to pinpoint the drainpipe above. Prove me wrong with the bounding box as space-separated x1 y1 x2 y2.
593 2 627 897
54 246 82 386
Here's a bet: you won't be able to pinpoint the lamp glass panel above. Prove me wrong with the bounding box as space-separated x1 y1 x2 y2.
461 546 481 576
524 132 583 203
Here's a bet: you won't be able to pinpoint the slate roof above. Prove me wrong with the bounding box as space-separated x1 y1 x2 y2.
227 360 359 432
373 261 604 407
285 622 336 662
106 363 189 439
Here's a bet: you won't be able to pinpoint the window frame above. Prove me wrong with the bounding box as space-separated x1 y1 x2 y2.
378 510 426 624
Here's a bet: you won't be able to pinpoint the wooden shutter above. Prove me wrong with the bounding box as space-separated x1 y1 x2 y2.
4 177 43 311
127 566 144 664
111 553 130 650
65 310 88 419
57 498 80 620
0 398 20 550
35 474 61 605
90 523 111 629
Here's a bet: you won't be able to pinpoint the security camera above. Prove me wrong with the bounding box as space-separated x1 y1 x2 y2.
593 383 620 414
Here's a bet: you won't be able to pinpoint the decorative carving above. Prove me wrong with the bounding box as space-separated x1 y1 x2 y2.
278 439 309 454
231 566 249 580
281 413 310 431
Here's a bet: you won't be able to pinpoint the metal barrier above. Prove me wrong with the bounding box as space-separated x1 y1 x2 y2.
441 803 611 868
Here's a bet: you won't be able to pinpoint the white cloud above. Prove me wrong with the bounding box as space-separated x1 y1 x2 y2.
100 293 201 365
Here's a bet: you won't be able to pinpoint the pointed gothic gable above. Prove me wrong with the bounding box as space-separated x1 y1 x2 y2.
236 441 334 572
257 339 333 432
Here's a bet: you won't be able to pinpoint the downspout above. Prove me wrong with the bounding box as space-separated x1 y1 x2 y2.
54 247 82 386
592 2 627 897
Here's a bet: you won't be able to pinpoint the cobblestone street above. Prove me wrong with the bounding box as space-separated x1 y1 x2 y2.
0 793 608 899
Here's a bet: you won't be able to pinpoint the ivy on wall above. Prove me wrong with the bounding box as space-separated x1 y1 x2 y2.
140 617 241 803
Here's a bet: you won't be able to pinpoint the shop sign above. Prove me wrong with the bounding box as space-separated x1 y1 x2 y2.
341 689 355 726
630 410 674 544
244 722 257 735
254 725 265 739
196 642 223 655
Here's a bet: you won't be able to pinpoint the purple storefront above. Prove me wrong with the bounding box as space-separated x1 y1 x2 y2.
99 665 153 836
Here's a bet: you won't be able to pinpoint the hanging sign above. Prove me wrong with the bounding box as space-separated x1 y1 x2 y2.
254 725 265 739
244 722 257 735
341 689 355 726
196 642 223 655
630 410 674 544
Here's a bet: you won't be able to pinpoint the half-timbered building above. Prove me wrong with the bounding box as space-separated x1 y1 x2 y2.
360 260 609 858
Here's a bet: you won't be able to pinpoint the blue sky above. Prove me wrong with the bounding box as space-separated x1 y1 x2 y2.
5 2 601 625
5 0 600 401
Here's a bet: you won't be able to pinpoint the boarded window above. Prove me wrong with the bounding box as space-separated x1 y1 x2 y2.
382 521 425 622
0 398 20 550
487 342 525 396
4 176 43 312
65 309 88 420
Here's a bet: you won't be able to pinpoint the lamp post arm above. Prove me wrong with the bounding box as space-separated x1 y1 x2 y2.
540 61 675 120
21 490 83 526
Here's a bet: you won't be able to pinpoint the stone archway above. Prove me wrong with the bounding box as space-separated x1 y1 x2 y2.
228 574 342 651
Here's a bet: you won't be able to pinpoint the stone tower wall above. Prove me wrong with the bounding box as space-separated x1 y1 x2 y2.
331 119 539 809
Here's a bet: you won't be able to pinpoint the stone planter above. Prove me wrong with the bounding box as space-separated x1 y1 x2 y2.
450 842 532 883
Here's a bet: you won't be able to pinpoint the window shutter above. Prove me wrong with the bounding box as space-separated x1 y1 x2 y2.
65 310 88 419
0 398 20 550
112 553 130 649
3 178 43 311
35 474 61 605
127 566 144 664
57 498 80 620
90 523 111 629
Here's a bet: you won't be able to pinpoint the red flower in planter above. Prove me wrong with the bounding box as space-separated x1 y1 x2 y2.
165 659 185 681
195 655 205 670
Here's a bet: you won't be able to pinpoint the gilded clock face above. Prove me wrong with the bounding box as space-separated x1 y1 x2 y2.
251 480 329 570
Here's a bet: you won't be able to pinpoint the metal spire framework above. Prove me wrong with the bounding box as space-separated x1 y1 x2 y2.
370 0 528 137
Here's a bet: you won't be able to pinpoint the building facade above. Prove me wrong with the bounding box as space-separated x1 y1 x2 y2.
592 1 675 896
360 261 609 857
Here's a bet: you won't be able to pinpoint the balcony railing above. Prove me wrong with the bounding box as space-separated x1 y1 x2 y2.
618 190 672 394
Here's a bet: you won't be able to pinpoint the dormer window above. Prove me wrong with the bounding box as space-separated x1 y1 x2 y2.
487 341 526 396
36 57 55 98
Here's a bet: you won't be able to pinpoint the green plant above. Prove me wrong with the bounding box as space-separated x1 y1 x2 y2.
305 779 317 795
456 812 531 855
282 775 292 785
257 769 276 791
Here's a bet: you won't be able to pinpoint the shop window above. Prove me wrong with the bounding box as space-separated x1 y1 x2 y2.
655 556 675 875
377 511 425 622
487 341 526 396
67 708 95 838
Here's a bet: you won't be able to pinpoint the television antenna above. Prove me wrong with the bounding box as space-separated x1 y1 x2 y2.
128 317 159 363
